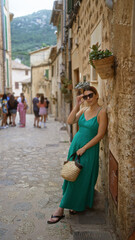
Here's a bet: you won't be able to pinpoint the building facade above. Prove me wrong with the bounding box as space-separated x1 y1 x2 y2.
50 0 135 240
12 59 31 97
30 47 52 111
0 0 13 96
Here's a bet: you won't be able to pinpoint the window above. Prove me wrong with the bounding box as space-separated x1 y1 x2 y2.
67 0 74 14
4 15 8 50
15 82 19 89
25 70 28 75
44 69 49 79
52 66 54 77
6 59 9 87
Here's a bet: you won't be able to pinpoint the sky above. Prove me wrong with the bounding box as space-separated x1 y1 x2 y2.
9 0 55 18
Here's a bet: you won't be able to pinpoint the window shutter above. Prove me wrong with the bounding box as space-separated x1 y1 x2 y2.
67 0 74 14
6 59 9 87
4 15 8 50
45 69 49 79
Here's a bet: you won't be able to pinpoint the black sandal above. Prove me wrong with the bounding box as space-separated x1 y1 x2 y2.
47 214 65 224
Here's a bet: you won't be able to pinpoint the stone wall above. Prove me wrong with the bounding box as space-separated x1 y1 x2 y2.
70 0 135 239
107 1 135 239
0 1 4 95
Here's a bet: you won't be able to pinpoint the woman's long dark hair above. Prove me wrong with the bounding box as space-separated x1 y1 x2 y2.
9 94 15 107
21 95 25 103
2 94 7 100
40 95 44 104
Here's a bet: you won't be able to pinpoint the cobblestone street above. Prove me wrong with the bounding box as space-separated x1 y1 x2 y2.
0 114 72 240
0 114 118 240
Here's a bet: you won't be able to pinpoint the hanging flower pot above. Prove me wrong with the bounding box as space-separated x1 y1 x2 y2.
67 84 73 90
92 55 115 79
89 43 115 79
64 92 72 103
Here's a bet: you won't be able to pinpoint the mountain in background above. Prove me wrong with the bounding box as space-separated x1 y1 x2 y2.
11 10 57 66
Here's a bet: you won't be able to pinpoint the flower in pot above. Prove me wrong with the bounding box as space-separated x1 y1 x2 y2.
89 43 114 79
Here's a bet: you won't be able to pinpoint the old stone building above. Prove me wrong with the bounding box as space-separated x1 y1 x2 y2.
50 0 72 127
0 0 13 96
50 0 135 240
30 47 52 112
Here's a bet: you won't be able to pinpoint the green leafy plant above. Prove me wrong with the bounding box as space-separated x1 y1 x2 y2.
89 43 113 68
75 81 90 89
61 78 72 94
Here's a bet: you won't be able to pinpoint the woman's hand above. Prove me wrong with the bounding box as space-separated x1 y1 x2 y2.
76 94 84 106
77 146 86 156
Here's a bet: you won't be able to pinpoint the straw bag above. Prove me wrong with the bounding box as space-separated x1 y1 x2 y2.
61 153 83 182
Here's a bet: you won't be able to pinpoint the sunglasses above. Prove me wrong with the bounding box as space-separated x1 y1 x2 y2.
83 93 94 100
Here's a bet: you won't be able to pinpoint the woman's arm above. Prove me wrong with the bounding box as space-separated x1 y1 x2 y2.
77 108 108 156
37 102 40 108
67 94 85 124
44 101 47 107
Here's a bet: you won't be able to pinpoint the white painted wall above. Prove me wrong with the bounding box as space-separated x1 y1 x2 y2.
12 69 31 97
30 48 51 66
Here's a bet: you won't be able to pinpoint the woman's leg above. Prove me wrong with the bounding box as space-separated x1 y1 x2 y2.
47 207 64 223
43 114 47 127
12 113 16 126
2 113 7 126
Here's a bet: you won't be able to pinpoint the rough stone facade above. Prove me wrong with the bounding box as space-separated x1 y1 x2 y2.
66 0 135 240
0 0 13 95
0 0 4 95
30 47 52 112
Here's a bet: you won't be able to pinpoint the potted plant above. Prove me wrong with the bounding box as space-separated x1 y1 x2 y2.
89 43 115 79
61 78 72 94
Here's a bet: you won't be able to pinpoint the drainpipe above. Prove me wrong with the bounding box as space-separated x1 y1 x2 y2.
1 0 6 93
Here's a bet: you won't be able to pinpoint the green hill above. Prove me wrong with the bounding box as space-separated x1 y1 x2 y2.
11 10 57 66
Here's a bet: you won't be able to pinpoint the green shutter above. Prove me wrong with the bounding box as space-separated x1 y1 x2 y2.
6 59 9 87
4 0 6 6
46 69 49 79
4 15 8 50
67 0 74 14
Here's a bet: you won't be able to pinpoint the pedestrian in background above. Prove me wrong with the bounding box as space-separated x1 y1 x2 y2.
33 93 40 127
17 95 27 127
8 94 18 127
44 97 49 120
17 93 27 124
47 85 107 224
7 92 12 125
37 95 47 128
1 94 8 129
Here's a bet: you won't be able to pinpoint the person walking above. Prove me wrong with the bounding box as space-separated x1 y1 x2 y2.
17 95 27 127
37 95 47 128
8 94 18 127
7 92 12 125
17 93 27 124
44 97 49 120
1 94 8 129
47 85 107 224
32 93 40 127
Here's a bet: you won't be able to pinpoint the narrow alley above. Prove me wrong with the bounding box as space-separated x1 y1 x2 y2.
0 115 117 240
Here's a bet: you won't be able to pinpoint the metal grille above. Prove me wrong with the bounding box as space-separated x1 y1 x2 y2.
73 231 114 240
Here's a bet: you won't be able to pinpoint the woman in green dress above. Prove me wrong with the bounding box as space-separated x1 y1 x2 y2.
47 86 107 224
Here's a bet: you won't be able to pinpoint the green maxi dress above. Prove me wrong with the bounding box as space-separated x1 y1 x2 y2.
59 110 101 211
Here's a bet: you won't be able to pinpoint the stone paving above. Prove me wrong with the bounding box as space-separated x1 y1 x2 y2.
0 114 72 240
0 114 118 240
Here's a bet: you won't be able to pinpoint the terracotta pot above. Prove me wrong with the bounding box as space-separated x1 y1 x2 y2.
67 84 73 90
92 55 115 79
